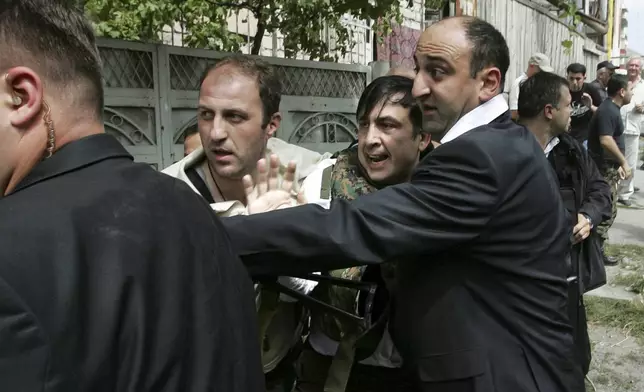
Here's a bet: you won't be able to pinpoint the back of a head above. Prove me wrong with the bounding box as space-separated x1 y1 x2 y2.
200 54 282 126
518 72 569 120
460 16 510 89
357 75 422 134
607 74 628 97
0 0 104 116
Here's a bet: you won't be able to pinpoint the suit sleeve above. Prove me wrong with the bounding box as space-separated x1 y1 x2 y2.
223 137 500 277
578 148 612 227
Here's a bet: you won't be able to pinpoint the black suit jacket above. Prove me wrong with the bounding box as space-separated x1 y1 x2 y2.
0 134 264 391
223 112 585 392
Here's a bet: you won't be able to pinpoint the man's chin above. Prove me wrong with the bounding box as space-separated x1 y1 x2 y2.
210 161 245 181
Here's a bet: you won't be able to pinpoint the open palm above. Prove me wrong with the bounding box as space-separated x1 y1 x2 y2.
244 154 306 215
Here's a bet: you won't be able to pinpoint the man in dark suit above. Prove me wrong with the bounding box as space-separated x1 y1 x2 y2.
223 16 584 392
518 71 612 376
0 1 263 391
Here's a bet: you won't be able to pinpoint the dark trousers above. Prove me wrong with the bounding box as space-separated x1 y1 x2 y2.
596 166 620 242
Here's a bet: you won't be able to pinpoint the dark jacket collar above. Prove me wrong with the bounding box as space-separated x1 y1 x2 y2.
10 133 132 195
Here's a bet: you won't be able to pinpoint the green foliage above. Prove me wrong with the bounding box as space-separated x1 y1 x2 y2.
84 0 411 61
555 0 582 54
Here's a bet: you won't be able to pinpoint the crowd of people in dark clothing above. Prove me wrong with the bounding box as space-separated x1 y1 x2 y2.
0 1 639 392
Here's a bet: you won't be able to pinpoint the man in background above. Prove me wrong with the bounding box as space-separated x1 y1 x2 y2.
183 125 202 156
567 63 603 148
589 60 618 102
588 74 634 266
618 57 644 206
518 71 611 376
508 52 554 120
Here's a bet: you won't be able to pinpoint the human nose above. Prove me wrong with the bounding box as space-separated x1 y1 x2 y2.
210 116 228 143
364 125 382 147
412 73 430 99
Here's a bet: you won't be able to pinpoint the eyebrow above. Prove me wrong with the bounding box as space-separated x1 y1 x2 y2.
375 115 403 124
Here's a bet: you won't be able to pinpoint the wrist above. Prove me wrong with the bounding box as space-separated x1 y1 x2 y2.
582 214 593 229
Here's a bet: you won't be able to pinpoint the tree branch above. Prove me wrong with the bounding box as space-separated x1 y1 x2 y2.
202 0 252 10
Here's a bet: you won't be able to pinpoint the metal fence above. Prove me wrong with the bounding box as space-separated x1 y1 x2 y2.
98 38 372 169
479 0 605 97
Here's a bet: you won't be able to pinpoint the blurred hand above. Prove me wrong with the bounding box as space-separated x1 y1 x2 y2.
581 93 593 108
573 214 591 244
618 164 632 180
245 154 306 215
635 103 644 113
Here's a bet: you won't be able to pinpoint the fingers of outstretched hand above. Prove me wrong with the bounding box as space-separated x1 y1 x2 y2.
281 160 297 192
256 158 268 195
296 189 308 205
268 154 281 191
243 174 256 203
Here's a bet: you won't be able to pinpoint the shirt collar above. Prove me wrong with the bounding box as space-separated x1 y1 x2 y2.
10 133 132 195
440 95 509 144
544 136 560 157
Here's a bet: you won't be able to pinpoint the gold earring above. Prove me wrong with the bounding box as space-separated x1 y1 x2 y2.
42 100 56 159
4 73 21 106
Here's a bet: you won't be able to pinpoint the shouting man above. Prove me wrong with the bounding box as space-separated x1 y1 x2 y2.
296 75 433 392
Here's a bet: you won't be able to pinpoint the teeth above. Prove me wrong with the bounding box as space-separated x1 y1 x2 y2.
369 156 387 162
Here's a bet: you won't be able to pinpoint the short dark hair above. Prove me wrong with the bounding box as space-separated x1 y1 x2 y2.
356 75 423 136
607 74 629 97
566 63 586 75
200 55 282 127
461 17 510 89
184 125 198 139
0 0 104 117
518 72 570 120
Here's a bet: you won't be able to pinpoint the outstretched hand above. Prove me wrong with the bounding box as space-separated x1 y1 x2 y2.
244 154 307 214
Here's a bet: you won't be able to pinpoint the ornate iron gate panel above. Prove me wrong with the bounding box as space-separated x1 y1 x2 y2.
97 39 371 169
99 40 162 170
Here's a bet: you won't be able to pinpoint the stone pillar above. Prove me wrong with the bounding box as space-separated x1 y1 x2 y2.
370 60 391 79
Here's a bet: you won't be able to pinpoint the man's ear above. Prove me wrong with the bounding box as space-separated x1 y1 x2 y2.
5 67 44 129
544 104 554 120
417 132 431 153
265 112 281 138
478 67 503 103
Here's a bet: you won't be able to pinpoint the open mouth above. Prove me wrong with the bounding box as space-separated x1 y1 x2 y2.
367 154 389 165
421 105 437 114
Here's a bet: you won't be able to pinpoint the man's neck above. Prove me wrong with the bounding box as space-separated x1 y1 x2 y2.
520 119 551 149
209 170 249 205
628 75 641 84
611 97 624 108
4 120 103 196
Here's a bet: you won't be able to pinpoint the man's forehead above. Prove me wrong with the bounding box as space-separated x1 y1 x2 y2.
415 20 469 61
366 95 410 120
200 68 259 106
